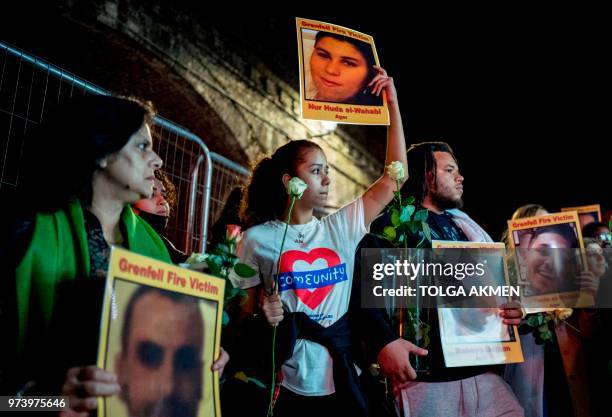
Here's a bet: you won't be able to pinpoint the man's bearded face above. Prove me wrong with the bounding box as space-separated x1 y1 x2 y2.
117 292 203 417
428 151 464 210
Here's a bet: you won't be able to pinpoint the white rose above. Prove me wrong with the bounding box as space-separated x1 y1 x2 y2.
185 252 208 265
287 177 307 198
386 161 405 181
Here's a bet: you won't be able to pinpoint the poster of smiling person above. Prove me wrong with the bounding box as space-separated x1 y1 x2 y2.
433 241 523 367
561 203 602 229
507 211 594 311
97 247 225 417
296 17 389 125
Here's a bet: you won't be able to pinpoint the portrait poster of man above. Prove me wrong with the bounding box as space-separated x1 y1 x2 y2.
561 203 601 229
507 211 591 311
97 247 225 417
296 17 390 125
433 241 523 367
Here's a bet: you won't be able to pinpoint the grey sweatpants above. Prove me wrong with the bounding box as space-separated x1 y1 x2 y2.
395 372 524 417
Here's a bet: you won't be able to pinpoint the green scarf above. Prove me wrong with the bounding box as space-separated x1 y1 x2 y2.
15 199 171 353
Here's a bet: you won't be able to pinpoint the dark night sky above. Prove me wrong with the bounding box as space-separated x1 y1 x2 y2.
219 11 610 238
3 7 610 239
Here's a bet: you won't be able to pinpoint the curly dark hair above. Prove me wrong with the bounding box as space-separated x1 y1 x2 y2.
240 140 322 229
154 170 177 215
581 221 607 239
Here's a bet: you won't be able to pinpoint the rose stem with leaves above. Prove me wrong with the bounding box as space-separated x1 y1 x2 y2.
268 179 303 417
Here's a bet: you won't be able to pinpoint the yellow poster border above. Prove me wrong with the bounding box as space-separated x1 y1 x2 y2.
561 204 601 221
432 240 524 367
296 17 390 125
507 211 585 249
506 211 591 311
96 247 225 417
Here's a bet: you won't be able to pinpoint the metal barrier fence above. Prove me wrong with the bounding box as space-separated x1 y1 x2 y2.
209 152 250 235
0 40 249 253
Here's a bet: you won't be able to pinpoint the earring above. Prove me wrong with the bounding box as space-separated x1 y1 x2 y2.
97 159 107 169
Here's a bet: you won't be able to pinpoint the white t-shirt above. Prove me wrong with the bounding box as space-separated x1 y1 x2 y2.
234 198 368 396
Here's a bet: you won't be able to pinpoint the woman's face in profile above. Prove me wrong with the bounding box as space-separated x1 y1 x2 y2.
133 178 170 217
102 123 162 202
310 36 369 103
291 147 330 209
525 231 573 293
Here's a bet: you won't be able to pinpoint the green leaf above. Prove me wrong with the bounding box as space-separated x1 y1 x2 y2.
368 233 391 242
414 209 428 222
527 314 547 327
422 222 432 242
422 332 430 349
247 377 267 389
421 323 431 348
537 324 549 333
225 286 241 300
400 205 415 223
206 258 222 277
217 243 231 254
234 262 257 278
209 254 223 267
391 209 400 227
383 226 397 241
408 221 420 234
526 315 540 327
406 195 416 205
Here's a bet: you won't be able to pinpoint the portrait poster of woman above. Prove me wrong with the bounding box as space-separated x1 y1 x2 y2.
561 203 601 229
507 211 593 311
296 17 390 125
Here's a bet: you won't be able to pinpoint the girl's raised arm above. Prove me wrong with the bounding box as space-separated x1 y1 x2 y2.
361 66 408 226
